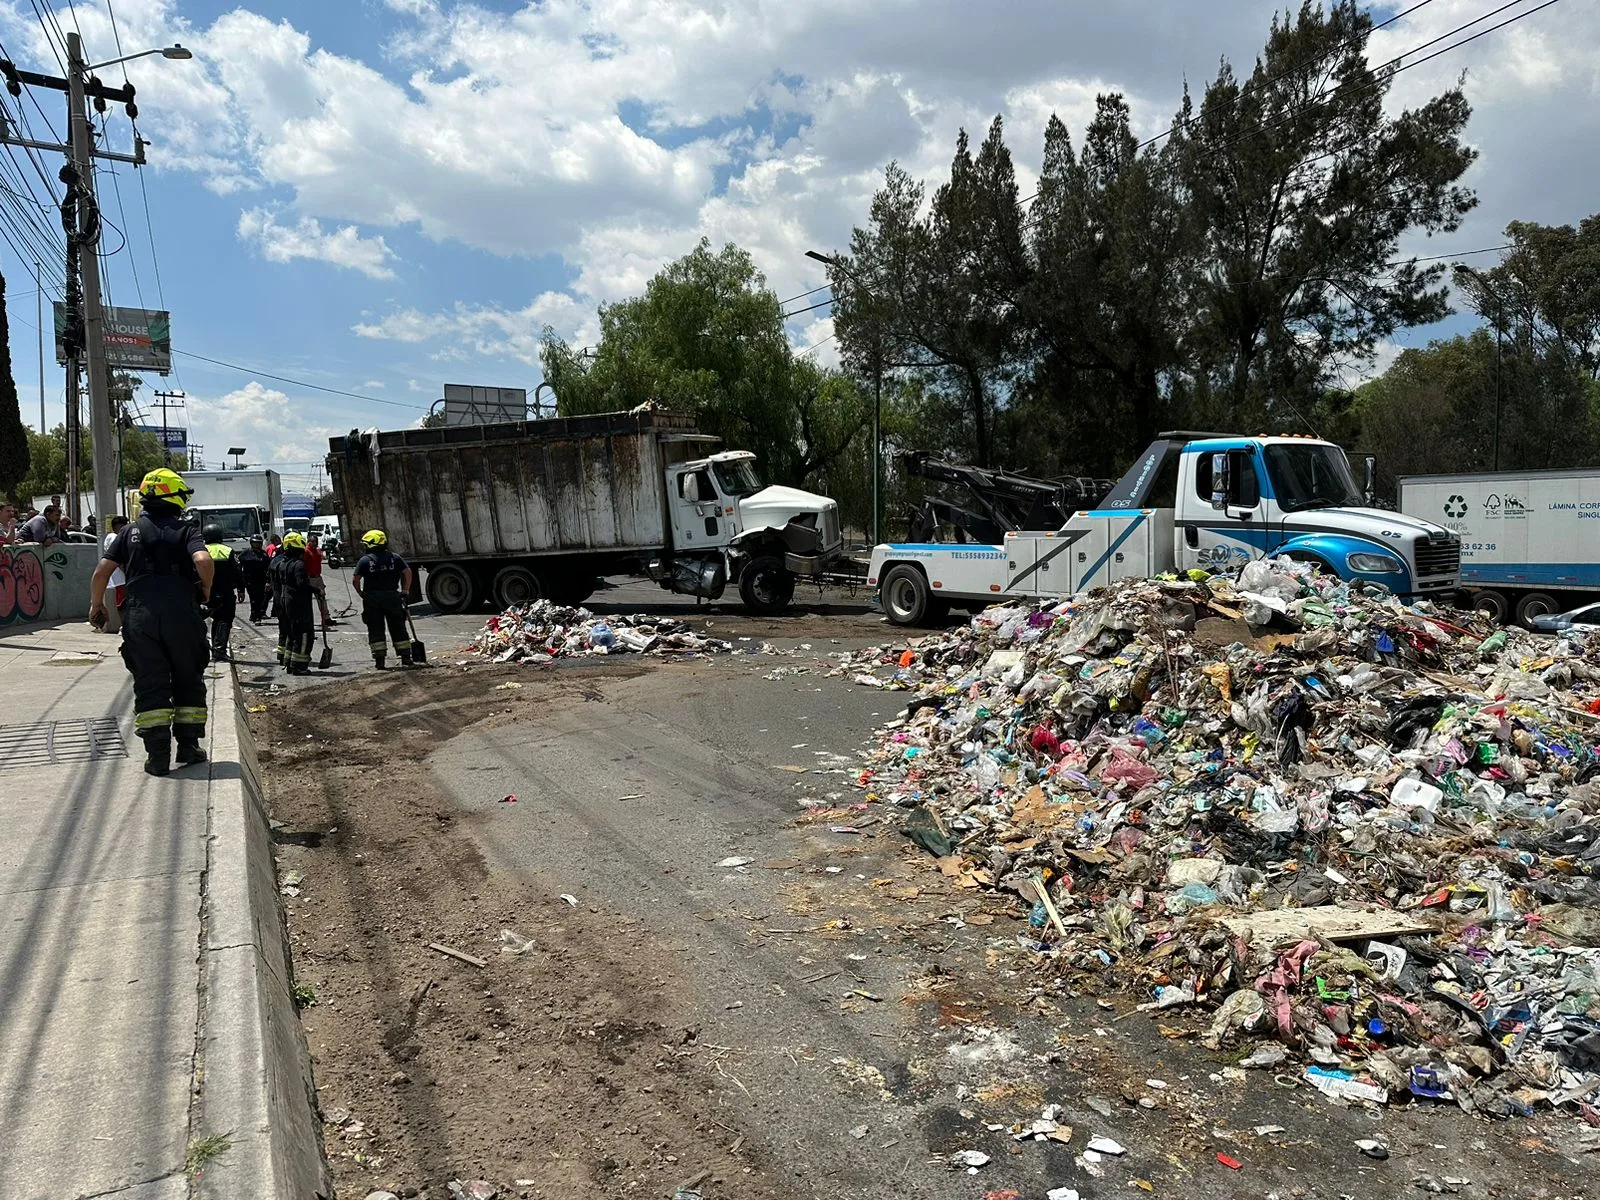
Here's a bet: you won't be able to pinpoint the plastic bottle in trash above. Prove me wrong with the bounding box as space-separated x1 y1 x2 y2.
588 622 617 650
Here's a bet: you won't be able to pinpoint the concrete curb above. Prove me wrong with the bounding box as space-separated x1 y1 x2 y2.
193 662 331 1199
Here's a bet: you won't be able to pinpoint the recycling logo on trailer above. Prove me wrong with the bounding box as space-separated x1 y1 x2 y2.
1444 495 1468 518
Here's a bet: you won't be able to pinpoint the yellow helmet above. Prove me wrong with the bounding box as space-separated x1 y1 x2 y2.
282 531 308 550
138 467 192 509
361 529 388 548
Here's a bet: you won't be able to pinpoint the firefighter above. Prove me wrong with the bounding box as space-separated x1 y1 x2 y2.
270 532 316 674
202 525 246 661
88 468 214 776
238 534 270 622
352 529 414 669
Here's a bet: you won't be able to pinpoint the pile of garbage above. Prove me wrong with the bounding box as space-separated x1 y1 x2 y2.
851 558 1600 1119
469 600 734 661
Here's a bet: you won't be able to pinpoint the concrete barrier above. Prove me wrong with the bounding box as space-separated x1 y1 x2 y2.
0 542 99 625
193 665 331 1199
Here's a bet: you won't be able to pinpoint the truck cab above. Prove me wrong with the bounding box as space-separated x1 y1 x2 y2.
661 450 843 613
870 433 1461 624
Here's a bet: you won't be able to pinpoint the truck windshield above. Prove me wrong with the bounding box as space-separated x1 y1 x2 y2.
188 507 262 537
712 459 763 498
1263 444 1364 512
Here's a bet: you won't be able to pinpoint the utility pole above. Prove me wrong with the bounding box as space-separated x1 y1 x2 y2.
153 388 184 465
0 38 188 524
34 258 43 433
67 33 116 531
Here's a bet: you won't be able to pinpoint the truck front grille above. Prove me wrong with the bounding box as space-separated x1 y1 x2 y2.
1413 535 1460 578
823 504 841 551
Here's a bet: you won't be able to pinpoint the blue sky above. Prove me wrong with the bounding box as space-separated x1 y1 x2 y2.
0 0 1595 496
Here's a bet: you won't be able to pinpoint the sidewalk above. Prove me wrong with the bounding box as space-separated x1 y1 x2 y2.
0 620 328 1200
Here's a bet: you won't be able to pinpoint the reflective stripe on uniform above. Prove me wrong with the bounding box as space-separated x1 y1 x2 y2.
135 707 175 730
175 706 207 726
395 639 411 651
369 639 387 650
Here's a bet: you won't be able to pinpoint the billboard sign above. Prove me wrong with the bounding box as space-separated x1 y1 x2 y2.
54 304 173 374
135 424 188 453
442 384 526 426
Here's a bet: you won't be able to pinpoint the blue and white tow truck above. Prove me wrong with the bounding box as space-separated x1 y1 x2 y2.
868 432 1462 625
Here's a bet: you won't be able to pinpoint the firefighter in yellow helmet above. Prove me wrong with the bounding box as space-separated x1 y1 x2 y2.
268 531 316 673
352 529 414 668
89 468 215 776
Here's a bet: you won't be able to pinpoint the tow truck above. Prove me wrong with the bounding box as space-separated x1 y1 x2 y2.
869 432 1462 625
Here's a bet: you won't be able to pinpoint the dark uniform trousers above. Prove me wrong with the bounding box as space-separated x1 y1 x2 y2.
363 590 411 660
124 574 208 744
272 556 316 672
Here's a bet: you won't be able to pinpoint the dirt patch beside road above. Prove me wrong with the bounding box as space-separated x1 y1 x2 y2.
253 664 795 1200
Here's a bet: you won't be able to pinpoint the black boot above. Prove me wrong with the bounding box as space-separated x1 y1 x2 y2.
399 651 413 667
176 739 207 766
374 652 386 670
144 736 172 777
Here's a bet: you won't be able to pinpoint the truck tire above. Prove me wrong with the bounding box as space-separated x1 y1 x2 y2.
424 563 476 614
881 564 930 626
493 564 542 609
738 555 795 615
1470 589 1509 624
1515 591 1560 629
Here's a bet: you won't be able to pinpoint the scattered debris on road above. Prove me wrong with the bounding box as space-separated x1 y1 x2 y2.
469 600 735 660
849 557 1600 1120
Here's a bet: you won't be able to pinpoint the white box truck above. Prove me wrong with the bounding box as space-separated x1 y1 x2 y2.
870 432 1462 625
1398 468 1600 626
181 469 282 549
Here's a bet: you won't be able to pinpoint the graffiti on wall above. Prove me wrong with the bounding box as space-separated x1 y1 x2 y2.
0 545 48 624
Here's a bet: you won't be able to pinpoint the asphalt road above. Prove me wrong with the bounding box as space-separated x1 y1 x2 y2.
229 567 892 694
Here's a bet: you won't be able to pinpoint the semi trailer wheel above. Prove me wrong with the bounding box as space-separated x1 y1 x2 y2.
424 563 476 614
492 564 542 609
1516 591 1559 629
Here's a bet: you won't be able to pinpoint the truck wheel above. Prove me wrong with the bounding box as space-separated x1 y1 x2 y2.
493 564 542 609
738 555 795 615
424 563 476 614
881 564 930 626
1516 591 1560 629
1470 590 1509 624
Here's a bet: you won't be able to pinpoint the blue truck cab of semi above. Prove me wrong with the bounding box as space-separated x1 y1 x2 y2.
869 432 1463 625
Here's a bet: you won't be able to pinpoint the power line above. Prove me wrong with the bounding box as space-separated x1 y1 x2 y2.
797 330 837 357
171 349 429 411
778 282 830 306
781 296 835 319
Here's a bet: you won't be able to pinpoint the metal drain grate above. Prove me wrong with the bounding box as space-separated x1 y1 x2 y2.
0 717 128 770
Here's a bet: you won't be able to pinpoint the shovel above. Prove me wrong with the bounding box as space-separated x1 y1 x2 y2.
407 612 427 665
318 625 333 670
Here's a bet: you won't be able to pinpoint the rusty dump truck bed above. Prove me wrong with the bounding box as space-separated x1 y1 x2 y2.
327 410 711 564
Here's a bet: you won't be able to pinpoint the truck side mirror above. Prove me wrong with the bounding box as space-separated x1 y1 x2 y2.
1363 456 1376 504
1209 452 1229 511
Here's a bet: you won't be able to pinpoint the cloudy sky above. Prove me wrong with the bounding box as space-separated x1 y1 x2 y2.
0 0 1593 493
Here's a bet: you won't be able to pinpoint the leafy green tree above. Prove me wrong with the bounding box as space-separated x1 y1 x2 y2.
17 423 183 501
0 273 28 500
1173 0 1476 417
540 239 875 523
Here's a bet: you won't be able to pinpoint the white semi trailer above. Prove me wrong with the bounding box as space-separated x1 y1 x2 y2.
1398 467 1600 626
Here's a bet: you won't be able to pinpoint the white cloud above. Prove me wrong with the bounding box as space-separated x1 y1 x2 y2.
187 380 343 471
352 291 592 367
237 208 399 279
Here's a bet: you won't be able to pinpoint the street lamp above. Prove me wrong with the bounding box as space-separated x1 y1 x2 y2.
805 249 884 546
88 44 192 71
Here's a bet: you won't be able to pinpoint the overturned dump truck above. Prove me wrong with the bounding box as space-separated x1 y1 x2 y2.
328 409 845 615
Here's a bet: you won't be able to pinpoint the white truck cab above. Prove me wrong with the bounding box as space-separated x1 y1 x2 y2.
658 449 843 612
870 432 1461 625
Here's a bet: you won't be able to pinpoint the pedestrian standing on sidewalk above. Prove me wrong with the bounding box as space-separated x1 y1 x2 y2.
0 500 18 543
238 534 270 622
352 529 414 669
270 532 316 674
305 533 336 628
202 525 246 662
96 514 129 635
88 469 214 777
